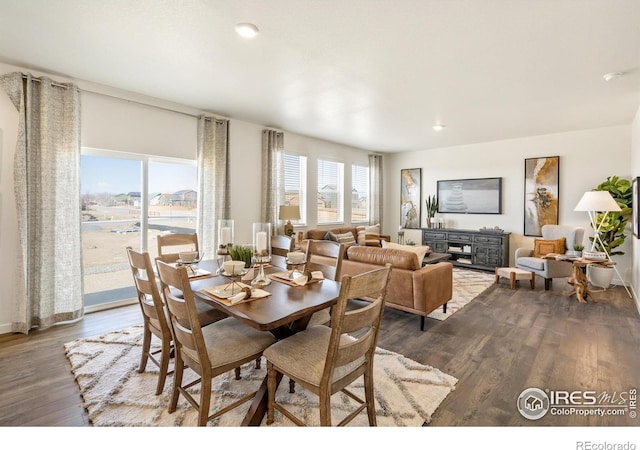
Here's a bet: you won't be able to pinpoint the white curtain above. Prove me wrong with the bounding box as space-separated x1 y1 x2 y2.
0 72 83 334
369 153 384 228
196 116 229 259
260 130 285 227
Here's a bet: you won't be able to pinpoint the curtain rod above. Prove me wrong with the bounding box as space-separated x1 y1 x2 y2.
82 89 227 122
21 73 226 122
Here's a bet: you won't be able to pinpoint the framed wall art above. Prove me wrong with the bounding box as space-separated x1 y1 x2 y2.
437 177 502 214
524 156 559 237
400 168 421 228
633 177 639 238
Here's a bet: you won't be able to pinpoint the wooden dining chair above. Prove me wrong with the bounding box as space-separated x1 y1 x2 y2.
264 263 392 426
156 260 277 426
157 232 199 263
126 247 174 395
271 235 295 269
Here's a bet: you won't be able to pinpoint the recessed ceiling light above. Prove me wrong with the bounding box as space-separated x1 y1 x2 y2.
235 22 259 39
432 124 446 131
603 72 624 82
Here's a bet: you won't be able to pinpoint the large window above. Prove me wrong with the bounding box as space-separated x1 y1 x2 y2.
351 164 369 223
317 159 344 224
283 153 307 225
81 150 196 310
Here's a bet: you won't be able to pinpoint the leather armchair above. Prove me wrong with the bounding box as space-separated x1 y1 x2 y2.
515 225 585 290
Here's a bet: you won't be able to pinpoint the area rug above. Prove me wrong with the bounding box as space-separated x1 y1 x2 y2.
427 268 495 321
64 326 457 427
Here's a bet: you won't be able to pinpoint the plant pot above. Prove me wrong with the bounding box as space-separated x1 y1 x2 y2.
587 264 614 289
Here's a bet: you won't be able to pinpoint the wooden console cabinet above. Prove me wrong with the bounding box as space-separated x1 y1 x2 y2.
422 228 510 271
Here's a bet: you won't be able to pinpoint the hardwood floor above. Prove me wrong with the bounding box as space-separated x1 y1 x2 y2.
1 275 639 427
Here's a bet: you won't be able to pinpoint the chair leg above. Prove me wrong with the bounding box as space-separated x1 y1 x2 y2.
364 366 377 426
169 354 184 413
234 367 241 380
155 338 171 395
544 278 551 290
442 303 447 314
198 375 212 426
420 315 425 331
319 389 332 426
267 362 276 425
255 357 261 369
289 378 296 393
139 324 151 373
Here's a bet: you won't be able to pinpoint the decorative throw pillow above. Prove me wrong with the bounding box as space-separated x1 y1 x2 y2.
381 241 431 263
356 223 381 245
324 232 338 242
333 232 357 245
533 238 566 258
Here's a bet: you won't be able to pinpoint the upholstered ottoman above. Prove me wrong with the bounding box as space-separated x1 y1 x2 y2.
495 267 535 289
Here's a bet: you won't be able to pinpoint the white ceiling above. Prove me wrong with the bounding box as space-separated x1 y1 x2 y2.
0 0 639 152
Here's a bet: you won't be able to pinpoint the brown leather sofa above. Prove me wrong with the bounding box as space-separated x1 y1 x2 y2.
308 244 452 331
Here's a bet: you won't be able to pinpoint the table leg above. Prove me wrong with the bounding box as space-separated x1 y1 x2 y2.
242 370 283 426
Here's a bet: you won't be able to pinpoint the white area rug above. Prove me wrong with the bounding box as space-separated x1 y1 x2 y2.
427 268 495 321
65 326 458 427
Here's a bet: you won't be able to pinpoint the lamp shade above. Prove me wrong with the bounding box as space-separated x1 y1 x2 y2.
278 205 301 221
574 191 621 212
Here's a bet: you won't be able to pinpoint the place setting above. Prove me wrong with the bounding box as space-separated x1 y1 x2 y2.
200 259 271 306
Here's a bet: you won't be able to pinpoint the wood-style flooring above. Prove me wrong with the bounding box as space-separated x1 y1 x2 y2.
1 274 639 426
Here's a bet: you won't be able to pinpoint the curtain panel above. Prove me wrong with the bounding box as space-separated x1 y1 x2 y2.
0 72 83 333
260 130 285 228
369 153 384 229
196 116 230 259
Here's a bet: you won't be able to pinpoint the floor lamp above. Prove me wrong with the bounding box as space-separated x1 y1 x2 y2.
574 190 631 298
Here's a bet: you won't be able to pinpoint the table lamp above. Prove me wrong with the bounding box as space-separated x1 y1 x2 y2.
279 205 300 237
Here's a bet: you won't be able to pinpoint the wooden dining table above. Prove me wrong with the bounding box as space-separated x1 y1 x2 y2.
188 259 341 426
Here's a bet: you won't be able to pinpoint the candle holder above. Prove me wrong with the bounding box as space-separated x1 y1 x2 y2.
217 220 234 273
251 222 272 287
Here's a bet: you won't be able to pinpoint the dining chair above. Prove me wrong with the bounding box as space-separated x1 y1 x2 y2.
156 260 277 426
157 232 199 263
264 263 392 426
271 235 295 269
126 247 174 395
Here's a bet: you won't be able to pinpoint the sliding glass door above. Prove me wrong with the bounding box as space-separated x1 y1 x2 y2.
81 149 196 309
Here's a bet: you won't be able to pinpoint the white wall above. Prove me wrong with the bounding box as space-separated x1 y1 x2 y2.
631 105 640 310
0 62 371 332
384 126 633 276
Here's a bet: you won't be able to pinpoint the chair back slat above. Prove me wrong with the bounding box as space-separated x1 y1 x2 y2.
305 240 346 281
157 233 199 263
334 329 375 368
340 301 382 334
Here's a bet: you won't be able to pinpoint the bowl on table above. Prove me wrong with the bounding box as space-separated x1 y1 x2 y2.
223 260 246 276
178 251 200 263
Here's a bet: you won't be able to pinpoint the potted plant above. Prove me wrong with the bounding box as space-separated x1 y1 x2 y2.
229 244 253 268
572 244 584 257
586 176 632 287
425 195 438 229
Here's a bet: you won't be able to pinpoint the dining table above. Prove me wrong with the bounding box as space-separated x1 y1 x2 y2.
187 259 341 426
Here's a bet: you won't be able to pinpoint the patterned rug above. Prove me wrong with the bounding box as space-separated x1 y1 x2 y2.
427 268 495 321
64 326 458 427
